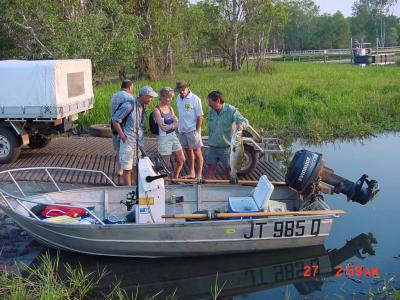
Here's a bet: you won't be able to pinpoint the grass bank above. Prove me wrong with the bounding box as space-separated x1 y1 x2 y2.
0 254 225 300
1 254 399 299
80 62 400 142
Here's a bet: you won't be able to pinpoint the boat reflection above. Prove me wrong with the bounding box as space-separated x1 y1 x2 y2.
41 232 376 299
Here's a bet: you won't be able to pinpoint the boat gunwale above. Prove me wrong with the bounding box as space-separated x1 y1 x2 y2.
0 180 339 229
1 202 337 231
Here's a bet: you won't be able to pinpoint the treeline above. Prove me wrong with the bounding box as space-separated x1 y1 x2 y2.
0 0 399 78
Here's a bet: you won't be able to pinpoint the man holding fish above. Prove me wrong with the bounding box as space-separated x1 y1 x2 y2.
205 91 248 182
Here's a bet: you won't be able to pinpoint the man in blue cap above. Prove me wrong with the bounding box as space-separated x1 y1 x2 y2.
112 86 158 186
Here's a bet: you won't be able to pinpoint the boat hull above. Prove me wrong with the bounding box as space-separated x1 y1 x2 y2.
3 206 332 257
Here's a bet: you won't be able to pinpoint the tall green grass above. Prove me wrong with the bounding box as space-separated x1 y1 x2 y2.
0 253 106 299
80 62 400 142
0 254 222 299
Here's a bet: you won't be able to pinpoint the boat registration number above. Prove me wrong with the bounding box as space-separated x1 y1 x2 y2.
244 219 321 239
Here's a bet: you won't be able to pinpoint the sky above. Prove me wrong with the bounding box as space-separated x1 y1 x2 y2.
314 0 400 17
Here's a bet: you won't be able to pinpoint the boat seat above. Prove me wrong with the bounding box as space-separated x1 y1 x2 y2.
228 175 274 213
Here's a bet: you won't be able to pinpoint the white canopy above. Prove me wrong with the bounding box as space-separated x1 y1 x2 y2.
0 59 93 107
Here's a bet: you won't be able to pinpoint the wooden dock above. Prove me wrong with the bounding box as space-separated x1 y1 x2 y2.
0 136 284 185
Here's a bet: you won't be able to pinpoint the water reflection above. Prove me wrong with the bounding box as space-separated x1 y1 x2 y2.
34 233 376 299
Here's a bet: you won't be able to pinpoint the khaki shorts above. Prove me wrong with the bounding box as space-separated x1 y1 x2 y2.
158 132 182 156
179 130 203 150
119 140 138 170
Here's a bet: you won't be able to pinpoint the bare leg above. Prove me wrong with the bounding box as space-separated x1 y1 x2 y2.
122 169 132 186
173 150 185 178
162 155 172 174
194 148 204 179
116 151 123 176
185 148 196 178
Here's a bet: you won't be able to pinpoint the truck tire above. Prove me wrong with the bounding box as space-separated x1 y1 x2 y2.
0 127 21 164
89 124 112 138
242 129 261 142
29 134 52 149
238 144 258 176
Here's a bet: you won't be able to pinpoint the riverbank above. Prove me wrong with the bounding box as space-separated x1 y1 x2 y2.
80 62 400 143
0 210 41 273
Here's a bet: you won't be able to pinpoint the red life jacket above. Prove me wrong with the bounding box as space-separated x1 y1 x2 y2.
41 205 87 218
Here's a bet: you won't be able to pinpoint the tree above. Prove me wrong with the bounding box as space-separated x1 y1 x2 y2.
184 2 221 67
212 0 246 71
384 15 400 46
316 12 350 49
0 0 141 79
352 0 399 46
284 0 320 50
244 0 287 70
127 0 189 79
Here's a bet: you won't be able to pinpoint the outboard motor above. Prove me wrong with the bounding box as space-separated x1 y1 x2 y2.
285 150 379 205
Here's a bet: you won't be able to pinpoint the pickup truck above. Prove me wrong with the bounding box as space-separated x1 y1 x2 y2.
0 59 94 163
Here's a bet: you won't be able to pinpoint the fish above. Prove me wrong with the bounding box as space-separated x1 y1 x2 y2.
229 124 244 183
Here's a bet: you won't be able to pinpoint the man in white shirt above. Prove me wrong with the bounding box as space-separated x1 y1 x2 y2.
175 80 203 179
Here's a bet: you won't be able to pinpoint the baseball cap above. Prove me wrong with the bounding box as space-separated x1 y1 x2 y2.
139 86 158 97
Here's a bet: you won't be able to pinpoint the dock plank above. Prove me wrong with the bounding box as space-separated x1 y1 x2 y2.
0 136 285 184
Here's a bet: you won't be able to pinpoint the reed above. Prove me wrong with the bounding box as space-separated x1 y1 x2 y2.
0 255 216 299
0 253 106 299
79 62 400 142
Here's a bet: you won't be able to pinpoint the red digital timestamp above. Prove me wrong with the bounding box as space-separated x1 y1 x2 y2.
303 265 380 277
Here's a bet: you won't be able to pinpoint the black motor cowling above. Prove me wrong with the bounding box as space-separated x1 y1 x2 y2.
285 150 379 205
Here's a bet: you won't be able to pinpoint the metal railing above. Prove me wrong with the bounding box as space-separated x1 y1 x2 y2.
0 189 105 225
0 167 119 225
0 166 117 197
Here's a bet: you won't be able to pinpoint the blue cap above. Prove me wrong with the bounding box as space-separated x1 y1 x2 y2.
139 86 158 97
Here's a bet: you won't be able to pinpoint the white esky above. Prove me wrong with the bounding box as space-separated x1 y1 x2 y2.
315 0 400 17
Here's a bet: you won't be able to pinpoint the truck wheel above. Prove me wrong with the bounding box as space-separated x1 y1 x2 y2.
89 124 112 138
29 135 52 149
0 127 21 164
238 144 258 175
242 129 261 142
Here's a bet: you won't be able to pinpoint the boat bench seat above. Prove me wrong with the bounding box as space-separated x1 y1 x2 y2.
228 175 274 213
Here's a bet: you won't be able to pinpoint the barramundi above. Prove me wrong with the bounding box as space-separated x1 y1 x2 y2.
229 125 244 183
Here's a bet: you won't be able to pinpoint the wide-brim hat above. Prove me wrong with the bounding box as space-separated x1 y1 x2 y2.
175 80 189 90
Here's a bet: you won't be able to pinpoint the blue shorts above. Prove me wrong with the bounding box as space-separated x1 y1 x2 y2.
206 146 229 169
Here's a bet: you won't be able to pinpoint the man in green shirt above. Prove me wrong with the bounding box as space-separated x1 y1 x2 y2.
206 91 248 179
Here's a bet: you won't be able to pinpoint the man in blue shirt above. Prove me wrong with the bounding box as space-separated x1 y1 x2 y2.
206 91 248 179
112 86 158 186
110 80 135 176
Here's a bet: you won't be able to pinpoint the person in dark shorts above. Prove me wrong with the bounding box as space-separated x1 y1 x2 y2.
206 91 248 179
